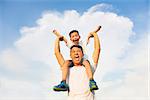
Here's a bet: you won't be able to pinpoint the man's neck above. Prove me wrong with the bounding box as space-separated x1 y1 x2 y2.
73 63 82 66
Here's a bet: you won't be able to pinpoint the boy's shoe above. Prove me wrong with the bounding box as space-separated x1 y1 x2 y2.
89 79 99 91
53 81 69 91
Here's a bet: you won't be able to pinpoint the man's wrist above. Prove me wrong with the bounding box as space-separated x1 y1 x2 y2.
58 36 64 41
92 32 97 36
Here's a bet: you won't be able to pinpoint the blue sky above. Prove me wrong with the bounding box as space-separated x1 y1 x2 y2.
0 0 149 50
0 0 149 99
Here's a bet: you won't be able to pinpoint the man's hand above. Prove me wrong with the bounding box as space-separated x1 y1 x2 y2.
57 35 63 41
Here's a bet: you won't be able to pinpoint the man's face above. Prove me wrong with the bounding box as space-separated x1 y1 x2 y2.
70 47 83 66
70 32 80 44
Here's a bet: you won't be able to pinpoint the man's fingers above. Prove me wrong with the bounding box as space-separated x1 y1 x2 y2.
58 36 64 41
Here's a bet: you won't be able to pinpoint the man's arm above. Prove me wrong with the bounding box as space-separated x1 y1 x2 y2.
54 37 65 68
87 26 101 68
53 30 68 45
86 26 101 64
92 32 101 64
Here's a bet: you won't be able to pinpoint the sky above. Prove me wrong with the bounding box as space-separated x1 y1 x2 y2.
0 0 149 100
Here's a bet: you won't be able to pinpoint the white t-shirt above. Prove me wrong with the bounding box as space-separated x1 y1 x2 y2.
67 63 97 100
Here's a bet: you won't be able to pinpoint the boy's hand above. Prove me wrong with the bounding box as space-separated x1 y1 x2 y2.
86 26 101 45
53 29 61 37
52 29 57 35
86 32 94 45
94 26 101 33
53 29 68 44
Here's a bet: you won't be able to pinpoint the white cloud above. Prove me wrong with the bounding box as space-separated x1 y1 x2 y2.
87 3 114 14
0 49 29 72
96 34 148 99
0 3 148 100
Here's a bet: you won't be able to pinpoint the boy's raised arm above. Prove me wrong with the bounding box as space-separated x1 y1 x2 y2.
86 26 101 45
53 29 68 45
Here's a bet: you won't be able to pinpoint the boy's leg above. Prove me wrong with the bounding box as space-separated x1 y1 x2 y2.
53 60 71 91
82 60 93 80
82 60 99 91
62 60 72 81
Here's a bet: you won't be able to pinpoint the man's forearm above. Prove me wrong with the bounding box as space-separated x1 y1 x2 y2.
54 38 65 67
92 32 101 64
93 33 100 50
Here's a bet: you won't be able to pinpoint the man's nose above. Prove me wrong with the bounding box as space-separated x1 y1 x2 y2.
74 52 78 55
74 36 78 39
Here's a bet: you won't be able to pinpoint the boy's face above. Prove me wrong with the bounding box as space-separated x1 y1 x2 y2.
70 47 83 66
70 32 80 44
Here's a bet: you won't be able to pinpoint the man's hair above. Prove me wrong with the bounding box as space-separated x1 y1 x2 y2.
69 30 79 37
70 45 83 54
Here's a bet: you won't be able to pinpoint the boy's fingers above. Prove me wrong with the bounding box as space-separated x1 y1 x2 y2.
53 29 56 33
53 30 61 37
94 26 101 33
98 26 101 30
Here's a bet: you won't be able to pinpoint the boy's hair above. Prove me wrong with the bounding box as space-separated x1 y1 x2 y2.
69 30 79 37
70 45 84 54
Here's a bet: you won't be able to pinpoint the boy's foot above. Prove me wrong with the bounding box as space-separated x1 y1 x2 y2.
89 80 99 91
53 81 69 91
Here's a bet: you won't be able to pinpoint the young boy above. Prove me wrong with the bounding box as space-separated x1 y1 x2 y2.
53 26 101 91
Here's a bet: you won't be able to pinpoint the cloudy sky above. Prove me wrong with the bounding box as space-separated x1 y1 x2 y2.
0 0 149 100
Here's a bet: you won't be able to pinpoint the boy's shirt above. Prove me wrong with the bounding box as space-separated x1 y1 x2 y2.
66 40 88 59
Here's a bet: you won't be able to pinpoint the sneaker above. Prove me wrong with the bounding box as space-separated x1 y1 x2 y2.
53 81 69 91
89 80 99 91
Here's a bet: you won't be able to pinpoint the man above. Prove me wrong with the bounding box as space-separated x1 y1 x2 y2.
54 30 101 100
53 27 101 91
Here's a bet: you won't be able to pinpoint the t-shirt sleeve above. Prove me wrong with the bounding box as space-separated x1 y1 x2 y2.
66 40 73 48
79 40 88 55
